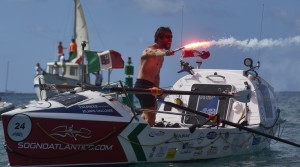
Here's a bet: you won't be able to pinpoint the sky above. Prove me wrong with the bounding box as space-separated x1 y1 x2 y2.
0 0 300 93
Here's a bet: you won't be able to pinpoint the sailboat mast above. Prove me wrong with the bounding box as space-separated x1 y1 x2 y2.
74 0 89 83
73 0 77 41
74 0 89 55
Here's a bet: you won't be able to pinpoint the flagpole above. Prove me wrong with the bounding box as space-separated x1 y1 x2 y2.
81 41 87 87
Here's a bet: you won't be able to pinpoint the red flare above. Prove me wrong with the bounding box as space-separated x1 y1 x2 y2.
184 41 211 49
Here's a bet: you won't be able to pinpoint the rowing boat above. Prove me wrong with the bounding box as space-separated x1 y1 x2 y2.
1 56 289 166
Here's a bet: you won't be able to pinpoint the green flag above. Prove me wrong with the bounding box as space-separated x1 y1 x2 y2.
85 50 100 73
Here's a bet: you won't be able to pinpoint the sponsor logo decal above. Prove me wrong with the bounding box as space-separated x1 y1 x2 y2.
206 131 218 140
223 145 230 150
149 146 156 159
197 132 205 144
17 142 113 151
156 146 167 158
149 131 165 137
77 103 121 116
174 133 190 138
224 132 230 139
50 125 92 140
207 146 218 155
29 102 122 117
180 142 192 154
193 150 203 157
166 148 177 159
193 147 204 157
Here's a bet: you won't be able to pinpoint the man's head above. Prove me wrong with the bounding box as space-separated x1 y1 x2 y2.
154 27 173 50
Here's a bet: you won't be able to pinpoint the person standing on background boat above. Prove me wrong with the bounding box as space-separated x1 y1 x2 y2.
69 38 77 61
60 54 66 77
53 61 59 76
35 63 44 75
94 71 103 86
134 26 175 127
57 41 66 61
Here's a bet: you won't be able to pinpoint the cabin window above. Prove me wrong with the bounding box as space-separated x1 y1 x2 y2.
196 96 219 115
258 84 273 118
184 84 232 126
48 66 53 74
70 67 78 76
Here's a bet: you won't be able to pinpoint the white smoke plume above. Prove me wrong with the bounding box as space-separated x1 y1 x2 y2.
210 35 300 49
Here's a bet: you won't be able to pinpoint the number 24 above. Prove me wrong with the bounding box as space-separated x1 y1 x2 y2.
15 122 25 129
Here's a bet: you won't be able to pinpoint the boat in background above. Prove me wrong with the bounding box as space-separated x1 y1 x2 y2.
0 61 15 114
33 0 124 101
0 98 14 115
2 55 287 166
34 0 90 101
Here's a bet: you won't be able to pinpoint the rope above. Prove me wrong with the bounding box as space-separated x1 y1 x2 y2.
219 131 254 147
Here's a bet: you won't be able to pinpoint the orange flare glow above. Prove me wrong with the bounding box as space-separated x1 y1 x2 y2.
184 41 211 49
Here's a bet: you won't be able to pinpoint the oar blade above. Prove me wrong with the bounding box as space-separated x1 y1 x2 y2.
233 90 251 103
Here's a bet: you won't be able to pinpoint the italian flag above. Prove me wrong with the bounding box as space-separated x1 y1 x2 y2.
85 50 124 73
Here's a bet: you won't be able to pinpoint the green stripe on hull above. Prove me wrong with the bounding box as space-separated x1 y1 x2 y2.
128 124 148 161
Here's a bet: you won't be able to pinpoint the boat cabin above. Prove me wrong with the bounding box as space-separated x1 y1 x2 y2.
46 62 90 83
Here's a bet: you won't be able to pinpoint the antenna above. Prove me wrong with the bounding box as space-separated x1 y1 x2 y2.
258 4 264 62
180 5 184 46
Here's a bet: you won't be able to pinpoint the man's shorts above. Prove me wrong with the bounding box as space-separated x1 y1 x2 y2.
134 79 156 108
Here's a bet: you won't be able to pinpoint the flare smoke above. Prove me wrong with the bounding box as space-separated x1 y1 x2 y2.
210 35 300 49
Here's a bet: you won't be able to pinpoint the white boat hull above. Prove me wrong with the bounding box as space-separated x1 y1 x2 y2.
1 104 274 166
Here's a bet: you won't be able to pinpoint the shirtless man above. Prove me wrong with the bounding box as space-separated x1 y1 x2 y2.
135 27 175 127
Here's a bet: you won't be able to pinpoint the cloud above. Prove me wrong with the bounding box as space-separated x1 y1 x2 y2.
134 0 185 16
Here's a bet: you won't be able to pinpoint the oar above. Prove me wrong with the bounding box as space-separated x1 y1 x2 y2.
158 99 300 148
137 108 195 117
40 83 101 91
109 87 251 103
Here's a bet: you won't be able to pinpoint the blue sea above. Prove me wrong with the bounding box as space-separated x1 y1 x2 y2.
1 92 300 167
